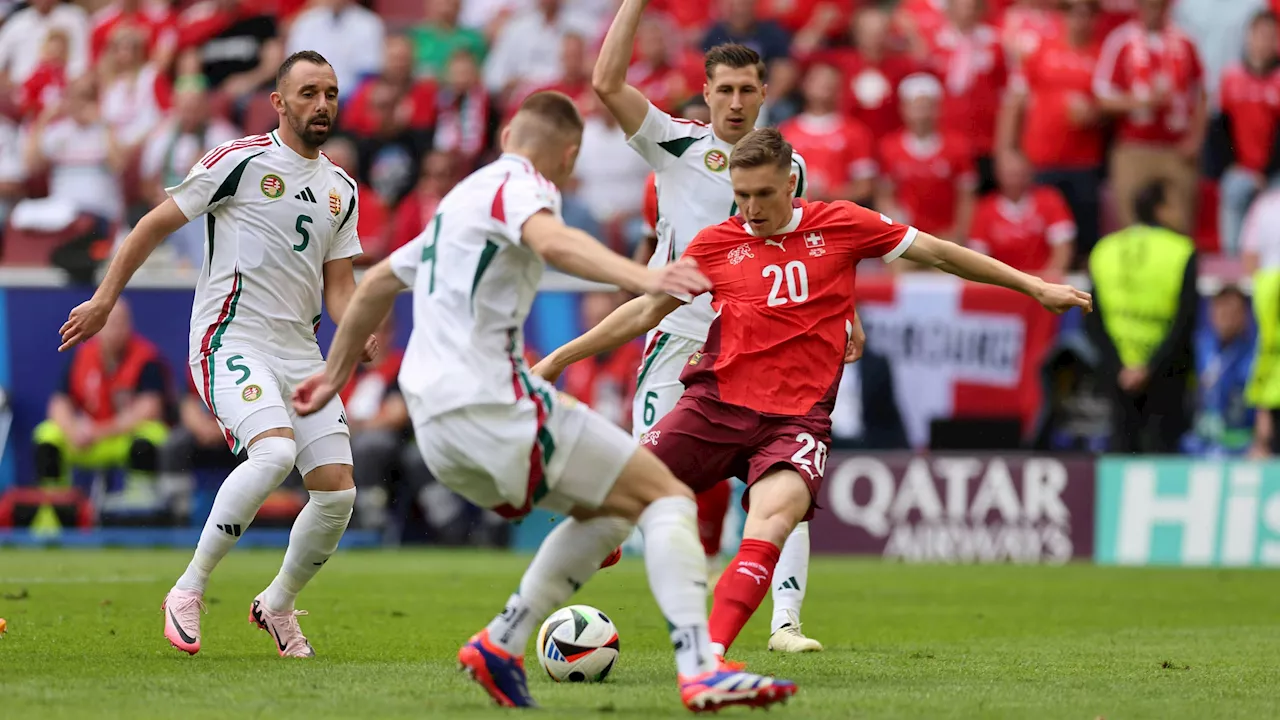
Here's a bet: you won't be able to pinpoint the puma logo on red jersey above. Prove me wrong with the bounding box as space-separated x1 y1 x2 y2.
764 237 786 251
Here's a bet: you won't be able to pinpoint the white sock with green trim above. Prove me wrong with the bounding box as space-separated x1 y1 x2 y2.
770 521 810 633
173 437 296 594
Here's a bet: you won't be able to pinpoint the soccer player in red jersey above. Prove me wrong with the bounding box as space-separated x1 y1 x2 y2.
534 128 1092 659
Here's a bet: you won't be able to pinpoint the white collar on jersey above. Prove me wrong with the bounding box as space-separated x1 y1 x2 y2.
743 205 803 238
270 130 322 165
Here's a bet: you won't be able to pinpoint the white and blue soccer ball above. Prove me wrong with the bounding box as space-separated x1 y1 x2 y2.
535 604 620 683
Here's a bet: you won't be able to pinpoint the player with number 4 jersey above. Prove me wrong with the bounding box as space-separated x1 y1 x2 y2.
533 129 1094 661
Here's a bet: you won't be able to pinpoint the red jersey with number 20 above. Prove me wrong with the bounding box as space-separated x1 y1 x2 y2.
678 200 918 417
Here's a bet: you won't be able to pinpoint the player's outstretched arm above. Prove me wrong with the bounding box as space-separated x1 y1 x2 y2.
900 231 1093 314
294 259 407 417
593 0 655 136
322 258 379 362
522 211 709 297
58 199 190 351
532 293 683 384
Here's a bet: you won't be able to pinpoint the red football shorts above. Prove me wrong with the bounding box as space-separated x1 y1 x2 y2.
642 393 831 520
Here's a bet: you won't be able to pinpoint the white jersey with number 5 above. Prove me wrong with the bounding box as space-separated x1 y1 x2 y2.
627 102 808 343
167 130 362 363
389 153 562 422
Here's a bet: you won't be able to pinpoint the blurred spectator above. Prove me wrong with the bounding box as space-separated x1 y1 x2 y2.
787 1 854 55
353 79 430 208
1242 184 1280 276
434 50 495 169
876 73 976 245
0 0 89 91
1094 0 1206 235
998 0 1104 260
16 77 125 230
139 73 239 267
90 0 178 67
702 0 797 111
322 135 390 260
810 6 919 139
778 62 876 203
1095 0 1137 40
286 0 386 96
627 17 690 113
919 0 1007 190
508 32 594 118
1000 0 1063 68
573 105 652 248
562 291 642 430
391 150 458 254
1172 0 1265 112
1087 181 1197 453
968 150 1076 275
175 0 281 101
99 24 172 151
1244 183 1280 456
646 0 714 37
483 0 597 98
343 35 438 137
18 28 71 122
1215 10 1280 255
831 345 909 450
344 314 410 529
411 0 487 78
0 114 24 230
1183 286 1255 457
33 299 169 501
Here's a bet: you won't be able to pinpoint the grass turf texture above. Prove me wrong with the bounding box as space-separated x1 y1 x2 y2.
1 550 1278 719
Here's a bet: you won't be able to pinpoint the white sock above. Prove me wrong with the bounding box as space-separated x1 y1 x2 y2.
264 487 356 612
637 496 717 678
173 437 296 594
771 521 810 633
485 515 633 657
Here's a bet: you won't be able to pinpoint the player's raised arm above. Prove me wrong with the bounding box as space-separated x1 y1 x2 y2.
900 231 1093 314
521 211 709 298
593 0 654 136
58 199 190 351
532 293 684 384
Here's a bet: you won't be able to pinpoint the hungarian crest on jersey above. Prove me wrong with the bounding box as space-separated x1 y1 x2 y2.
260 174 285 199
329 188 342 217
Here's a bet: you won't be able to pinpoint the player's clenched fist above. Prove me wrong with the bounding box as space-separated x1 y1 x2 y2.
59 299 112 352
1034 283 1093 315
644 258 710 298
361 334 379 363
291 372 338 417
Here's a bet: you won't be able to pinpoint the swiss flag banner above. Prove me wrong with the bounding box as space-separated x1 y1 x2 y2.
857 275 1059 447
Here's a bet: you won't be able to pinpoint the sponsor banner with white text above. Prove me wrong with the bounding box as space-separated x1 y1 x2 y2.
811 453 1096 563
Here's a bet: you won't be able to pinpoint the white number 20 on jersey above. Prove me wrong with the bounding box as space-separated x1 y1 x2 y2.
763 261 809 306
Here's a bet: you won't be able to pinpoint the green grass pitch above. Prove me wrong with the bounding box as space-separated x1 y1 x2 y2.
2 549 1278 719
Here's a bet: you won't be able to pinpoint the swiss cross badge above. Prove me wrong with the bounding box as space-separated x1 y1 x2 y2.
804 231 826 258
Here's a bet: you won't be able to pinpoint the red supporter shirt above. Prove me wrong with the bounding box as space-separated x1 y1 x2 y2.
998 5 1062 67
816 49 919 138
628 63 690 113
778 113 876 199
878 131 976 236
18 63 66 120
646 0 713 30
563 342 644 431
1094 20 1204 145
342 78 438 136
1015 37 1104 169
927 23 1008 156
1220 62 1280 174
968 186 1075 272
90 6 176 62
1096 0 1136 43
760 0 855 35
678 201 917 416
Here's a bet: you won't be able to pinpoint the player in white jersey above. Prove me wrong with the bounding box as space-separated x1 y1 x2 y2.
290 92 797 713
591 0 847 653
59 52 376 659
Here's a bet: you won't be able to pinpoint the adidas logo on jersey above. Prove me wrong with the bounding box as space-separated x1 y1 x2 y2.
294 187 318 203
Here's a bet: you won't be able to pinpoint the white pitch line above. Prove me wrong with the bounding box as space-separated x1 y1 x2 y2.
0 576 159 584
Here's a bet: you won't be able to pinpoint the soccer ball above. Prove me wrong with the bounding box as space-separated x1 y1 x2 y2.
535 605 620 683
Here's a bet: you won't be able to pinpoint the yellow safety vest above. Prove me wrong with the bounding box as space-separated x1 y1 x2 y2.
1089 225 1194 369
1247 269 1280 409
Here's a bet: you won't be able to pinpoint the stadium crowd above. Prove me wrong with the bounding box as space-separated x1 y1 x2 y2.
3 0 1280 537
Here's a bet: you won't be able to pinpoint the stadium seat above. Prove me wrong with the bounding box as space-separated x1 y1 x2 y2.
0 486 95 529
0 213 98 267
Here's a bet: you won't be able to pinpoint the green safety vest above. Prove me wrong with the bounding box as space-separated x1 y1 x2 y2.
1247 269 1280 409
1089 225 1194 369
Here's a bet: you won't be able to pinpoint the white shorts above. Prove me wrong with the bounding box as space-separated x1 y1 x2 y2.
632 331 703 438
412 390 636 518
190 347 350 472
